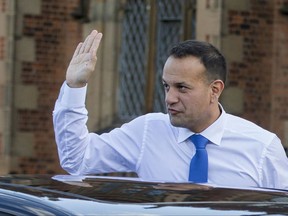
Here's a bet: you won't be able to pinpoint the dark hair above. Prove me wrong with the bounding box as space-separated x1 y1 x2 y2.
169 40 227 84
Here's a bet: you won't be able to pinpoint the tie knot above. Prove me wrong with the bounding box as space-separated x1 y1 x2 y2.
190 134 209 149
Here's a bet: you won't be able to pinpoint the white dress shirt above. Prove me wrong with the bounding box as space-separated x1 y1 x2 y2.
53 82 288 189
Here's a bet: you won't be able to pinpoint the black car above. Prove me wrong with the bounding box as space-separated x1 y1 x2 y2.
0 174 287 215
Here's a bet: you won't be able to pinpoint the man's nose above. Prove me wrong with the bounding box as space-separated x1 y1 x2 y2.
165 89 178 105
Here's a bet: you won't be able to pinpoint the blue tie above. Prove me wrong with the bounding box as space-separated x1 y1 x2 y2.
189 134 209 183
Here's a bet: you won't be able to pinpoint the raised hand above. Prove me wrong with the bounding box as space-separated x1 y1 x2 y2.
66 30 103 88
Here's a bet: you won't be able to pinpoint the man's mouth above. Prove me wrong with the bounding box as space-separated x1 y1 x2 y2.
168 108 180 115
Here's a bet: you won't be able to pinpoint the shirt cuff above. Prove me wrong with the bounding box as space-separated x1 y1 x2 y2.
61 82 87 108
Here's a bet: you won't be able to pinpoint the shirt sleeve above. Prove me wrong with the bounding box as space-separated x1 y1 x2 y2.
260 135 288 189
53 82 144 175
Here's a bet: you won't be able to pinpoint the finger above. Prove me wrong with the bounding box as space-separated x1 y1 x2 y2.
72 42 83 58
78 34 91 54
79 30 97 54
90 32 103 57
83 30 98 53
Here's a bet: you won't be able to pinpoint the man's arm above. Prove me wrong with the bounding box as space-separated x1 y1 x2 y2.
53 30 144 176
261 136 288 189
53 82 90 174
53 30 103 174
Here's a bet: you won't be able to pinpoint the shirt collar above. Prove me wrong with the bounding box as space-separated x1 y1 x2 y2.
177 104 226 146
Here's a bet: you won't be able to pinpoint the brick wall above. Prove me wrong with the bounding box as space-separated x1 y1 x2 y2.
225 0 288 149
11 0 82 174
270 0 288 147
0 0 9 174
227 1 274 127
9 0 120 174
0 0 5 170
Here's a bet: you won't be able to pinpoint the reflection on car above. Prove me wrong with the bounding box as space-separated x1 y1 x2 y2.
0 174 287 215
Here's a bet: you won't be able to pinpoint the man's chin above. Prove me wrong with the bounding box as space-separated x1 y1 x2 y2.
169 115 183 127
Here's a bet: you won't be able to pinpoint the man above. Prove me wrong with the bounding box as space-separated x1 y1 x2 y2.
53 30 288 189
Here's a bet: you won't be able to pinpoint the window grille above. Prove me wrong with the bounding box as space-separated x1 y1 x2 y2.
118 0 195 121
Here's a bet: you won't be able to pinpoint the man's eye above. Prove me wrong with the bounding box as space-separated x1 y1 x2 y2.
163 83 169 88
178 85 187 90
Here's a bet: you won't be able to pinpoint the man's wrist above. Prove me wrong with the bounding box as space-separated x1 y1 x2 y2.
66 80 87 88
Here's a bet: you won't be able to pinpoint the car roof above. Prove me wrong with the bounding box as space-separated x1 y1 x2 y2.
0 174 287 215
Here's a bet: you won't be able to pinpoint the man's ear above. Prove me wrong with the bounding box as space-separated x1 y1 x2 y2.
210 80 225 103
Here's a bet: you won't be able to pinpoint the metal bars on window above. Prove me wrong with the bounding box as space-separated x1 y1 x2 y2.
118 0 149 120
118 0 195 121
153 0 184 112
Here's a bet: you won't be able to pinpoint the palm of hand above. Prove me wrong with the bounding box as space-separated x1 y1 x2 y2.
66 30 103 88
66 52 96 88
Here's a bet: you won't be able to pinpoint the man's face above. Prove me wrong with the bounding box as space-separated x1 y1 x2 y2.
162 56 217 132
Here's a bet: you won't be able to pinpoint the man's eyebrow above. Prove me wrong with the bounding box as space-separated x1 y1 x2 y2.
176 82 187 85
162 78 190 86
164 81 191 88
174 81 189 86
